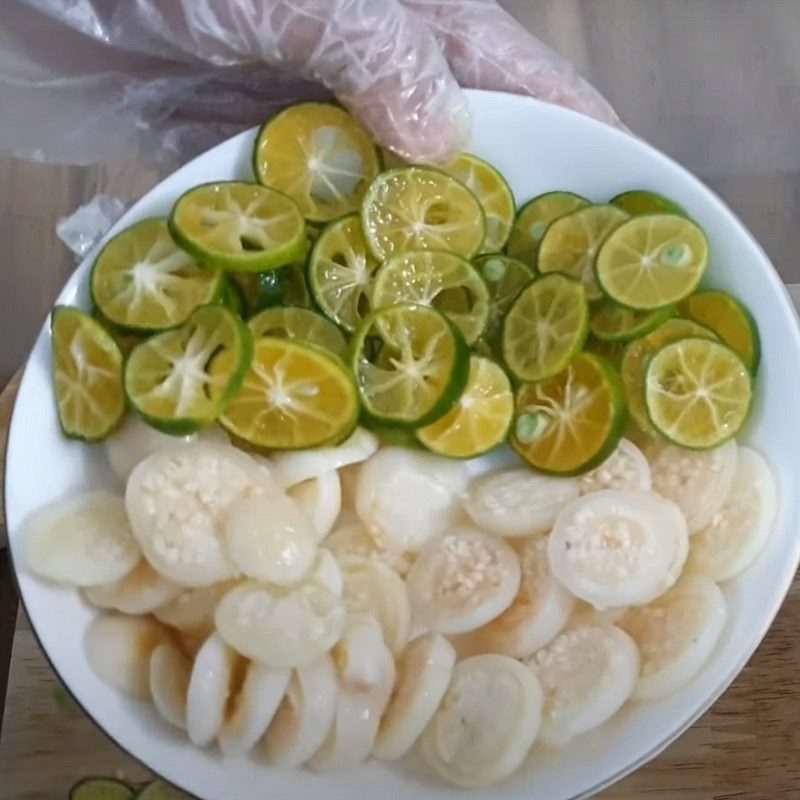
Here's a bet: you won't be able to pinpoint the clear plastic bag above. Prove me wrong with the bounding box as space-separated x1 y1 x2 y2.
0 0 620 170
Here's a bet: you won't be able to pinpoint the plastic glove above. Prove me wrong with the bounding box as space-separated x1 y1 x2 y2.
0 0 620 168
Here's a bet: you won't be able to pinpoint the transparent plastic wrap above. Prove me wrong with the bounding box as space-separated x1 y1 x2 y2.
0 0 621 170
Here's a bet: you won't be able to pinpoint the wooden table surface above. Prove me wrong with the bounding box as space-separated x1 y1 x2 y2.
2 1 800 798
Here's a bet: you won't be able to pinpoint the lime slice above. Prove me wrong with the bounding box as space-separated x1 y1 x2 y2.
538 204 629 300
609 190 687 217
282 261 312 308
135 782 192 800
248 306 348 361
371 250 490 345
473 254 535 353
51 307 125 442
416 355 513 458
621 317 717 435
307 214 380 332
361 166 486 260
585 335 627 368
678 290 760 372
221 278 245 316
219 337 359 450
502 273 589 381
645 338 752 449
511 352 626 475
505 191 590 267
596 214 709 310
442 153 515 252
230 269 285 315
253 102 380 223
91 218 222 332
169 181 306 272
91 307 146 356
351 304 469 427
69 778 134 800
125 304 252 434
590 300 675 342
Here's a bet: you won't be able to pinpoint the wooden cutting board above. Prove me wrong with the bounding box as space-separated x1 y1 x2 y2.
1 376 799 800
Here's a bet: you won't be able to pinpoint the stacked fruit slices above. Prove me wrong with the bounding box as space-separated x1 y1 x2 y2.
52 101 760 475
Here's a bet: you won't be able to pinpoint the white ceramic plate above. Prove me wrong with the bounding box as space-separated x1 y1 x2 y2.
6 90 800 800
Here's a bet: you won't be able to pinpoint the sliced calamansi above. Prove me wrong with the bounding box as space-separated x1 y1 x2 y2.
361 166 486 260
688 447 777 581
215 578 346 668
473 254 535 352
645 338 753 448
596 213 709 309
306 214 380 332
644 439 738 534
442 153 515 251
262 654 338 767
416 356 513 458
511 352 626 475
538 204 629 300
406 526 521 634
621 317 717 435
24 490 140 587
421 654 543 788
678 290 760 372
339 556 411 655
372 250 490 344
219 337 359 450
463 468 579 537
351 304 469 427
618 574 726 701
309 614 396 770
124 304 252 434
590 300 675 342
529 621 639 744
502 273 589 381
548 489 688 608
373 633 456 761
91 218 222 332
253 102 380 222
506 191 590 268
247 306 348 361
609 189 687 217
51 306 125 441
169 181 306 271
230 269 284 316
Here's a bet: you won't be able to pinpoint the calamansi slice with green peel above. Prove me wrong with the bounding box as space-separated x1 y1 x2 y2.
538 204 629 300
596 213 709 310
351 304 469 427
502 273 589 382
416 355 513 458
91 307 146 356
678 290 760 372
442 153 515 252
68 777 134 800
134 782 192 800
124 304 252 434
645 337 753 449
511 352 626 475
473 254 535 354
91 218 222 332
253 102 380 223
361 166 486 261
505 191 590 267
590 300 675 342
169 181 306 272
248 306 348 361
219 337 359 450
621 317 717 435
371 250 490 345
230 269 285 316
51 306 125 441
307 214 380 332
609 190 687 217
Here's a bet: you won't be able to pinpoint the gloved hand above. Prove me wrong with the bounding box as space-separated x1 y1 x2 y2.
0 0 620 169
